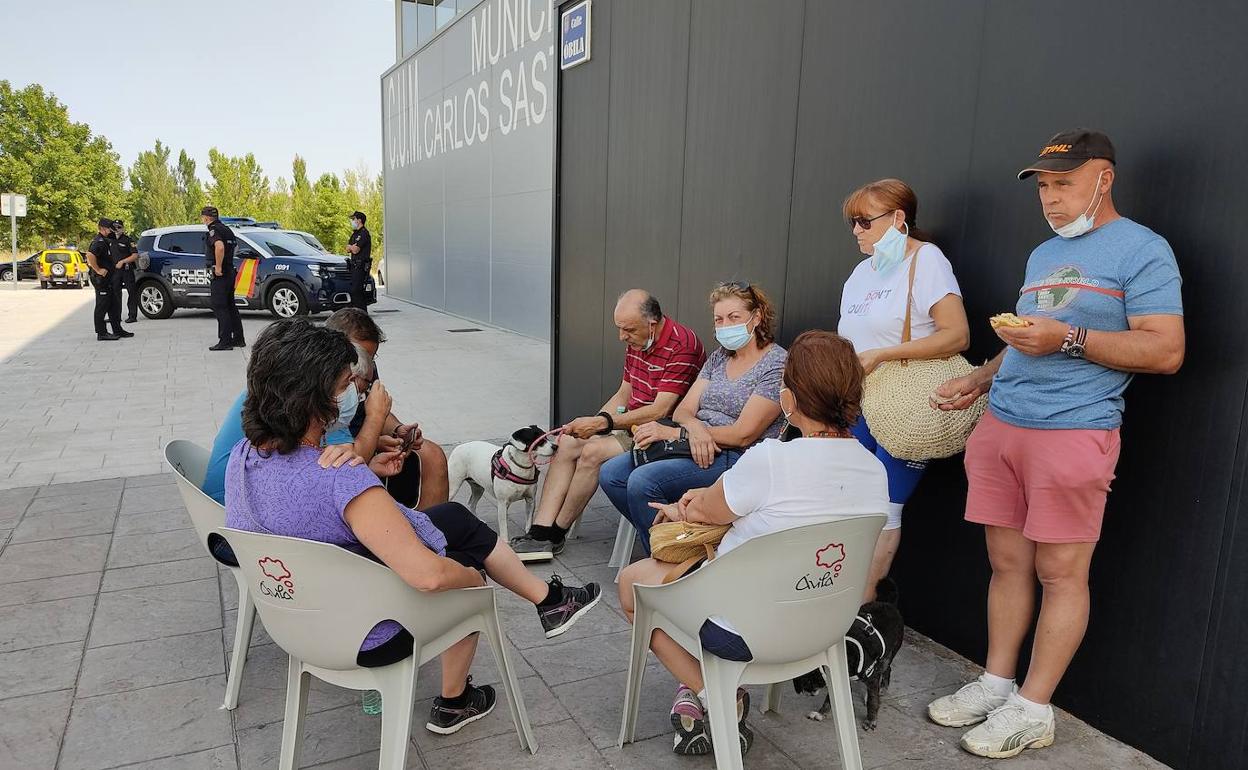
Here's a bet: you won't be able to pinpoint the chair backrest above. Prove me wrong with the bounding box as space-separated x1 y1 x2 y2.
649 515 887 665
220 526 490 671
165 440 226 559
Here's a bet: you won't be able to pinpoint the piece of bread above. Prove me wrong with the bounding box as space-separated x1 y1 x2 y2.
989 313 1031 329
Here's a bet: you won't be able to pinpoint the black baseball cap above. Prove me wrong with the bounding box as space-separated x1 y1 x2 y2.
350 210 367 224
200 205 219 218
98 217 115 228
1017 129 1116 180
112 219 124 228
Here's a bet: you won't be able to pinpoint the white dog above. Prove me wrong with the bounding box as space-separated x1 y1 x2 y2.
447 425 556 542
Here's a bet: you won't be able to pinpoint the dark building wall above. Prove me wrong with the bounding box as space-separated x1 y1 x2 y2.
554 1 1248 767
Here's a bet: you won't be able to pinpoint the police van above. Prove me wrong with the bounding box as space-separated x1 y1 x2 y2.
134 225 375 319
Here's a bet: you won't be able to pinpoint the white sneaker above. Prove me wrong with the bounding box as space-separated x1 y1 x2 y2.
959 696 1055 759
927 676 1013 727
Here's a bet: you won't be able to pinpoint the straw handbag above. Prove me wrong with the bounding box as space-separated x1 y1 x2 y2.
860 251 987 461
649 521 731 583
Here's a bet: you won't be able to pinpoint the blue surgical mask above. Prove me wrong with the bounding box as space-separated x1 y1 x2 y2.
328 383 359 433
715 320 753 351
1049 170 1106 239
870 221 909 273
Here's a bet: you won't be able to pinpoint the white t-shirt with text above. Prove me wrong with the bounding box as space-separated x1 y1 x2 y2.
837 243 962 352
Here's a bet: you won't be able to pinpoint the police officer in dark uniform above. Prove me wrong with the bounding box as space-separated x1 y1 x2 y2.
111 219 141 322
201 206 245 351
86 218 133 341
346 210 372 311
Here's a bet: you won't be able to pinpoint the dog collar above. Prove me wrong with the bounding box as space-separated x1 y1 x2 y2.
491 448 538 485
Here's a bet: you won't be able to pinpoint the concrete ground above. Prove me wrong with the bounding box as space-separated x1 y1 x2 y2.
0 284 1166 768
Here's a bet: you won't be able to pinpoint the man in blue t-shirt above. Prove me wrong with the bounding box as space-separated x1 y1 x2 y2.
926 130 1185 758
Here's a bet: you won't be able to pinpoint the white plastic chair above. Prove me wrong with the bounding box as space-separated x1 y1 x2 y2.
608 517 637 583
618 515 886 770
164 439 256 711
220 526 537 770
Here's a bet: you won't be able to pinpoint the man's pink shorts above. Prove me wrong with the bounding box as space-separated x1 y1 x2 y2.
964 410 1121 543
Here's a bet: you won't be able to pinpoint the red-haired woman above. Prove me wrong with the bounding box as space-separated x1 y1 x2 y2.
838 179 970 597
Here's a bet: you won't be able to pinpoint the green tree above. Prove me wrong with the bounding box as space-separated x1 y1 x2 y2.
287 155 314 233
307 173 350 253
175 149 205 222
0 80 126 248
128 140 183 232
205 148 270 218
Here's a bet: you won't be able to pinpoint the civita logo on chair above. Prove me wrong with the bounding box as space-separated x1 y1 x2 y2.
258 557 296 600
796 543 847 592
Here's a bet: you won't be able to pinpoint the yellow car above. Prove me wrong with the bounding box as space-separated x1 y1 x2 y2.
35 248 90 289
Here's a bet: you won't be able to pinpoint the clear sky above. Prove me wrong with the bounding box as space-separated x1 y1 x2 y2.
3 0 396 184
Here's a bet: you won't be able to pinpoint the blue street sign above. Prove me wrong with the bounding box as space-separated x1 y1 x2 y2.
560 0 591 70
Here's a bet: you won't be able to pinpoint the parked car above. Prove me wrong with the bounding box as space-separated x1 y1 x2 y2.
0 252 41 282
283 229 329 253
134 225 375 319
35 249 90 289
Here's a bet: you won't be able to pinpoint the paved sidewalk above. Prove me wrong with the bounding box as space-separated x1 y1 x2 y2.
0 286 1166 768
0 285 547 489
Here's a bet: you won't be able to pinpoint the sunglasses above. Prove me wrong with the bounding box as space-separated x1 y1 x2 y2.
717 280 753 292
849 211 892 231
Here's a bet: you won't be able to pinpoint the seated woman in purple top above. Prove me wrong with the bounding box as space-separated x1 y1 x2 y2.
224 319 602 736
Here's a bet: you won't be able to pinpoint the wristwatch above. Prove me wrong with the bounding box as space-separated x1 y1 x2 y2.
1060 326 1088 359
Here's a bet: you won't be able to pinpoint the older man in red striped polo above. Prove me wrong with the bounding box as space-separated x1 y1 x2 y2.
511 289 706 561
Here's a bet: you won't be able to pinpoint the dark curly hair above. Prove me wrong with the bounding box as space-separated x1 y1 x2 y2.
242 319 357 454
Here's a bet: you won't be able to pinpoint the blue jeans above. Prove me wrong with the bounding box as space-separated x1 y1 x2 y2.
598 450 741 554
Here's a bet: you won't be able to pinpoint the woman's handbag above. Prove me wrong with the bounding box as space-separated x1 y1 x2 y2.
860 251 988 461
649 520 731 584
630 419 694 467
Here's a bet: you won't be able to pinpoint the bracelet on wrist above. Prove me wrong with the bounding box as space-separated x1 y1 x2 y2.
596 411 615 434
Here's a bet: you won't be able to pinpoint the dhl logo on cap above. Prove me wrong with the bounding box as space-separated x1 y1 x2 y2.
1040 144 1073 156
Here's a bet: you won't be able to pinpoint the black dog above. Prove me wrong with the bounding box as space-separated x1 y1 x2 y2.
792 577 904 730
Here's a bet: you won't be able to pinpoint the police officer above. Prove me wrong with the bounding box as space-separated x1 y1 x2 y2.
86 218 132 341
346 210 372 311
111 219 140 323
201 206 245 351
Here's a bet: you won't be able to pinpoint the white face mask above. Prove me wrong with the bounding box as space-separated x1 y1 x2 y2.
870 220 909 273
1049 170 1106 239
779 386 793 421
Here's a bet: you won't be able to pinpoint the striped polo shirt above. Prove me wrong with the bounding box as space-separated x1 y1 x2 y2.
623 317 706 410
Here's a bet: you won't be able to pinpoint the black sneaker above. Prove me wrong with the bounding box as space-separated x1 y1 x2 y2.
425 678 496 735
704 689 754 756
208 342 233 351
510 533 554 562
551 537 566 557
97 333 119 341
232 338 247 348
115 329 135 338
125 317 138 323
538 575 601 638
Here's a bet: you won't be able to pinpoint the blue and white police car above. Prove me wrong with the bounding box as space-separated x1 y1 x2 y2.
134 225 374 319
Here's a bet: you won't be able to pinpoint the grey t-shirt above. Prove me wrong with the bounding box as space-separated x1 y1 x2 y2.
695 345 787 441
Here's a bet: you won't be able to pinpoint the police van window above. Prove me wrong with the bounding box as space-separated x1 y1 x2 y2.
137 235 155 252
160 232 206 254
243 231 322 258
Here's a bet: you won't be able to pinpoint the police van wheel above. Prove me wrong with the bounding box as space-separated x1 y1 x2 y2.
139 281 174 320
266 283 308 318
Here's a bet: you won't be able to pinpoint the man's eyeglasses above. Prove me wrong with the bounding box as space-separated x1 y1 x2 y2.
849 212 891 231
